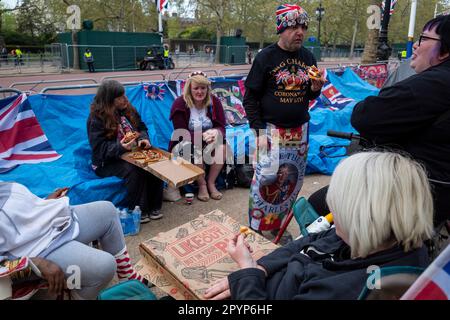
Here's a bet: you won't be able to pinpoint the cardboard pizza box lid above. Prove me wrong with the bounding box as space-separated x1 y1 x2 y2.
138 210 279 300
122 147 204 188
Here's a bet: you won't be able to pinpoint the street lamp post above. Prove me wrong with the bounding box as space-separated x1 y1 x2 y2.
315 1 325 46
377 0 393 61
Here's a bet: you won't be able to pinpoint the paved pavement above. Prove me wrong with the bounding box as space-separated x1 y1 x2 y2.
0 58 362 95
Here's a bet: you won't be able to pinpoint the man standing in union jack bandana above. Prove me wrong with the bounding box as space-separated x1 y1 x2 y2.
244 3 326 236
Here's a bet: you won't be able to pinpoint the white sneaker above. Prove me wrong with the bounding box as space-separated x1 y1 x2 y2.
149 210 163 220
140 214 151 224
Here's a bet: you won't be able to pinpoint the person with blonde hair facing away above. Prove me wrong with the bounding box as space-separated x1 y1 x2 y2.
169 71 227 202
204 152 434 300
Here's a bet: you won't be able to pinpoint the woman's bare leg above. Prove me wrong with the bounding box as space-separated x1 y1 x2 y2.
207 144 226 199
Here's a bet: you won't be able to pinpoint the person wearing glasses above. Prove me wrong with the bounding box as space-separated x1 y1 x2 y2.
169 71 227 202
243 4 325 236
351 15 450 228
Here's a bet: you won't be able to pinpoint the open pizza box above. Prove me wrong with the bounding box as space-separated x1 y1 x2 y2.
122 147 204 188
135 210 279 300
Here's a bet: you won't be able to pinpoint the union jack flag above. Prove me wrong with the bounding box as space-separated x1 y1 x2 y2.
381 0 398 16
0 93 61 173
157 0 169 14
401 245 450 300
321 83 354 109
276 4 301 16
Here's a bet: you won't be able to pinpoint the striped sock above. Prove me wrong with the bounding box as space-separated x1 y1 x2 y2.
114 247 146 284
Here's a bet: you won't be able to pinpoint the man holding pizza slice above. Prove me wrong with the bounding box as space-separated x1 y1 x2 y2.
243 3 326 237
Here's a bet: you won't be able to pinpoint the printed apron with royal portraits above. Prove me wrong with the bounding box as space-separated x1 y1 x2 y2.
248 122 308 231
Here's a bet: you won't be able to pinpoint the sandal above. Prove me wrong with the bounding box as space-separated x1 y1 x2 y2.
197 193 210 202
210 191 223 200
198 183 210 202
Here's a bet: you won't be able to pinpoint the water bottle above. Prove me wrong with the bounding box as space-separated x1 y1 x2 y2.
130 206 141 235
118 208 130 236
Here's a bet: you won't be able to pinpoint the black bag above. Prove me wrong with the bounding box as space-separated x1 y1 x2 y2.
234 164 254 188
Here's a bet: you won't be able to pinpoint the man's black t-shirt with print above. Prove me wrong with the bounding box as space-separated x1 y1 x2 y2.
244 43 320 129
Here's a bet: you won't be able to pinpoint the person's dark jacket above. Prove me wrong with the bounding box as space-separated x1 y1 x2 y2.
168 95 226 151
87 112 149 169
228 228 429 300
244 43 321 131
351 59 450 225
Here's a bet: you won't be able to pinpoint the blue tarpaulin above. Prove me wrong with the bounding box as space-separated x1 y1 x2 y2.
1 84 175 205
0 68 379 205
306 68 379 174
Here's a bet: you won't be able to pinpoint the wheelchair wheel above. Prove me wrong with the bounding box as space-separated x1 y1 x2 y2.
139 61 147 71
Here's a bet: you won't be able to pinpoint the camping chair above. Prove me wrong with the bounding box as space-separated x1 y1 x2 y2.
274 197 321 244
358 266 424 300
358 243 450 300
98 280 157 300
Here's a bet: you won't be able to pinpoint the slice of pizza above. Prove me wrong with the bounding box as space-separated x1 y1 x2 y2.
143 150 164 163
239 226 252 236
123 131 140 143
131 151 146 160
308 65 322 80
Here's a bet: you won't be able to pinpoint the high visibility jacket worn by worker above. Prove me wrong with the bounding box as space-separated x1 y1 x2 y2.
164 49 169 58
84 52 94 62
15 49 22 57
401 50 407 59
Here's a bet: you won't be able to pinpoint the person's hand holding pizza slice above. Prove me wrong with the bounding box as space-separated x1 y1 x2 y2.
308 65 326 92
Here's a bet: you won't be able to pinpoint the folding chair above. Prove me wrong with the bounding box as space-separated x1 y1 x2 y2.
358 266 424 300
274 196 321 244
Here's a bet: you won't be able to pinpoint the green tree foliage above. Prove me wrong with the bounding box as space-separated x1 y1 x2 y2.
177 26 214 39
1 0 449 48
16 0 57 40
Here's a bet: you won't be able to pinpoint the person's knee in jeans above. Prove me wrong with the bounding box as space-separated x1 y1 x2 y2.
72 250 116 299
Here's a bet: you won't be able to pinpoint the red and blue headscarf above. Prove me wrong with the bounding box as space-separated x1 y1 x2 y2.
276 4 309 34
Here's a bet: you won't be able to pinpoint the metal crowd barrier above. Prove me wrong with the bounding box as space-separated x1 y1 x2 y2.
101 73 166 82
218 67 250 76
40 80 158 94
167 69 219 81
10 78 98 91
0 88 23 99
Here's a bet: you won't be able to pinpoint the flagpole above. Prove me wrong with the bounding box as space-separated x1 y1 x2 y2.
156 0 163 33
407 0 418 59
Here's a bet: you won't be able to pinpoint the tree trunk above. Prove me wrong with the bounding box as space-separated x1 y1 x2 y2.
259 22 265 49
215 29 222 64
72 31 80 70
362 1 380 64
362 28 379 64
350 19 358 59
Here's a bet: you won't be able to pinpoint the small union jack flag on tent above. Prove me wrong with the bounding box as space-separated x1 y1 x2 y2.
0 93 61 173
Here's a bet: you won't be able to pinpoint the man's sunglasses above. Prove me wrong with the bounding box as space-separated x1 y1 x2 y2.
418 34 441 46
